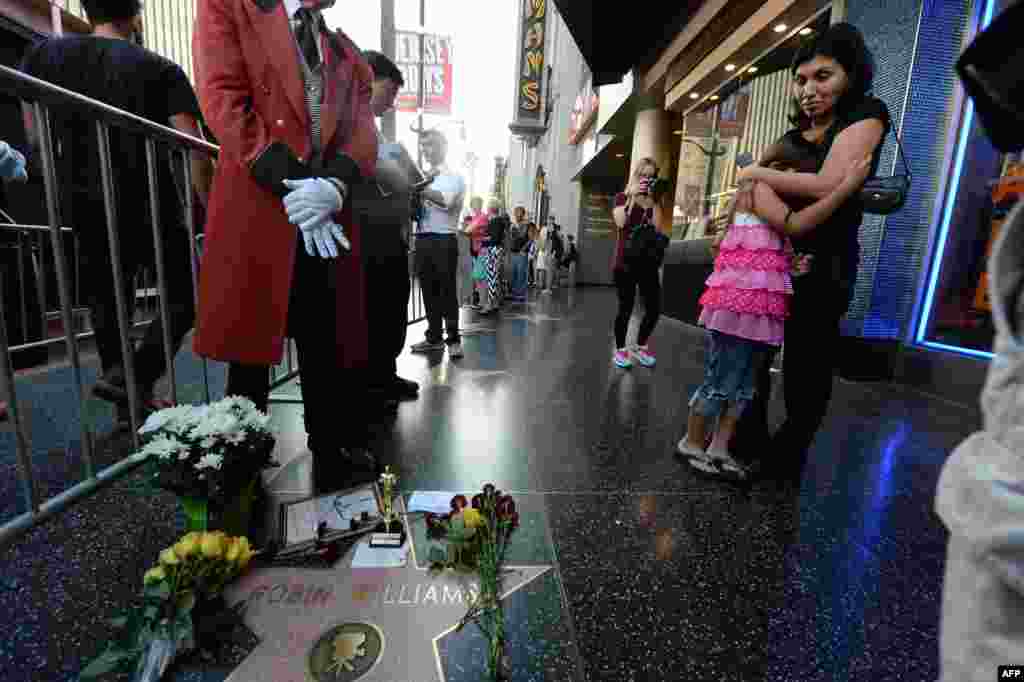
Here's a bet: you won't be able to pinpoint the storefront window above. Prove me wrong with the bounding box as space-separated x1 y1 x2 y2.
916 0 1020 358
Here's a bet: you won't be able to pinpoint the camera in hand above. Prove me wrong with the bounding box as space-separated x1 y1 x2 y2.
638 176 671 199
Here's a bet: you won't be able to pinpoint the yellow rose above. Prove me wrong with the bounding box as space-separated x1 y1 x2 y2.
159 547 180 567
143 565 166 585
225 537 242 563
200 531 225 559
460 508 485 529
235 537 255 569
173 532 201 560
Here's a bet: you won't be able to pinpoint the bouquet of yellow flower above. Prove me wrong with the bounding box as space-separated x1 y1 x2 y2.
80 531 256 682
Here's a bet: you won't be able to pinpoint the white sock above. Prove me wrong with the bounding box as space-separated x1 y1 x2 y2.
708 434 731 457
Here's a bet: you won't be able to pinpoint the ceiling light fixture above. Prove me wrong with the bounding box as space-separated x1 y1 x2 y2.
774 23 788 33
690 92 699 99
747 67 758 74
673 130 683 135
709 95 719 101
799 27 813 36
615 153 625 158
725 64 736 72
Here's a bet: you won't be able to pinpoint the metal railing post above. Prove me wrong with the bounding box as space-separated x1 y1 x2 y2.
35 102 96 475
95 120 142 448
15 233 29 345
145 140 178 405
178 149 210 404
0 279 40 515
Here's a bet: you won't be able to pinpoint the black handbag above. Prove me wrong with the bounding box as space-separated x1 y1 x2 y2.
860 127 911 215
625 221 669 268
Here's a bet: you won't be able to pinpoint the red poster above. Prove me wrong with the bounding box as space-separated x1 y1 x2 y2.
395 32 453 116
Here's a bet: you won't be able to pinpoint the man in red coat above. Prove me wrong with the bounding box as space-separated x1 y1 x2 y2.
193 0 379 488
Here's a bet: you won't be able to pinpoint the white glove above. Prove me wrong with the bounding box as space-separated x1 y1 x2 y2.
282 177 350 258
0 141 27 183
302 220 349 259
282 177 345 231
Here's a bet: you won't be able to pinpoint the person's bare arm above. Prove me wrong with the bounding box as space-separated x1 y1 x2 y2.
168 113 214 208
750 158 872 237
740 119 885 199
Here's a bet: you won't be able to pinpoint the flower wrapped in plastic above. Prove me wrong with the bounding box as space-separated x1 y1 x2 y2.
81 531 258 681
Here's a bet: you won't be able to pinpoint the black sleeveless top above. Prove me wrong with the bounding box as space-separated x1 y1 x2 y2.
783 96 891 303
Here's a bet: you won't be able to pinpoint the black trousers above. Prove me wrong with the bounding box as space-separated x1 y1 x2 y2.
75 195 195 393
613 264 662 348
414 234 460 345
226 241 368 451
364 229 410 387
734 276 847 475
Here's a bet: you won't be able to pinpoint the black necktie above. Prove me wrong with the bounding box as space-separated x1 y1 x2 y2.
294 8 321 70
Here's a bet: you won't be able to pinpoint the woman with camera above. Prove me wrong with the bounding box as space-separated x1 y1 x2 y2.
610 157 670 369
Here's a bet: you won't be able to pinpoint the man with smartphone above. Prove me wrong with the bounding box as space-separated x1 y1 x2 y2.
358 51 420 408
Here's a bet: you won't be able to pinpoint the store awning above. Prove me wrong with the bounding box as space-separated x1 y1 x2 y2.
552 1 698 87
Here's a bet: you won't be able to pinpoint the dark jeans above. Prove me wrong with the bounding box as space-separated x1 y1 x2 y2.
414 233 460 345
510 252 529 299
365 232 410 387
227 240 368 451
75 196 195 393
613 265 662 349
734 275 847 475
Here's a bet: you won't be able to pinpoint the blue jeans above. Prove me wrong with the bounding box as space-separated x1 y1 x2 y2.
510 252 529 299
690 330 774 419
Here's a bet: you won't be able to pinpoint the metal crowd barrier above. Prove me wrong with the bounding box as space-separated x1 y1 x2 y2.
0 63 426 548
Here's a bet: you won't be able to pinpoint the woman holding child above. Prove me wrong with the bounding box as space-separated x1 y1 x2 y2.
679 23 892 486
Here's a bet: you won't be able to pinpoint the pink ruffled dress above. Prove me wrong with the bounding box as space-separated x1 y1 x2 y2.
698 212 793 346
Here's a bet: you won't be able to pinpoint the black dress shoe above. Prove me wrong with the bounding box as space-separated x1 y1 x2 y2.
393 376 420 399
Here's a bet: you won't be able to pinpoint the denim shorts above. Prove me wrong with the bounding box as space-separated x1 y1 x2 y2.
690 330 773 419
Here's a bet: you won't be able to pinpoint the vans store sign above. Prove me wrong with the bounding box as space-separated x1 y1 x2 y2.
395 32 453 116
517 0 547 120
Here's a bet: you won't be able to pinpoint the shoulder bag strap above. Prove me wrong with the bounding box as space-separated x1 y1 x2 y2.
891 123 912 179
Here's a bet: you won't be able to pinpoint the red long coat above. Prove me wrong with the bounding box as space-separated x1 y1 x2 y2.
191 0 378 367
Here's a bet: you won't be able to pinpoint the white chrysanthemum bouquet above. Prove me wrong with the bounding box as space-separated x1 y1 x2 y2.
137 396 277 501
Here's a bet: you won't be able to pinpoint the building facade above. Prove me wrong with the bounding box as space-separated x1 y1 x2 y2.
544 0 1015 402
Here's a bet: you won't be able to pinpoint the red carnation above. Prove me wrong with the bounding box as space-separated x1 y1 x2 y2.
451 494 468 512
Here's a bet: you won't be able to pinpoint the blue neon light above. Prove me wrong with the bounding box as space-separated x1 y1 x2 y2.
915 0 998 354
920 340 994 360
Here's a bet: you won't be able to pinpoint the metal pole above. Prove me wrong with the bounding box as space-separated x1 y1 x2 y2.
0 278 40 515
145 139 178 405
16 234 29 346
178 149 210 404
36 103 97 474
416 0 426 168
96 119 143 448
703 104 720 218
381 0 397 143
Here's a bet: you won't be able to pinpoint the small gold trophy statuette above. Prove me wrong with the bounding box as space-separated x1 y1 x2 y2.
370 466 403 548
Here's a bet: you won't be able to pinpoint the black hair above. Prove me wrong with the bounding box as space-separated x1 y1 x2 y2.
81 0 141 24
363 50 405 88
788 22 875 129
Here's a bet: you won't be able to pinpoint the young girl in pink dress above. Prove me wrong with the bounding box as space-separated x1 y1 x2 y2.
678 141 872 481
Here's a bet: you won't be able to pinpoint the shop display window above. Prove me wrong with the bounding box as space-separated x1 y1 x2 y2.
915 0 1019 358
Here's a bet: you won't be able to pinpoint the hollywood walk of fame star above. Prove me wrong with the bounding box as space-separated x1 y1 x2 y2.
222 498 551 682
